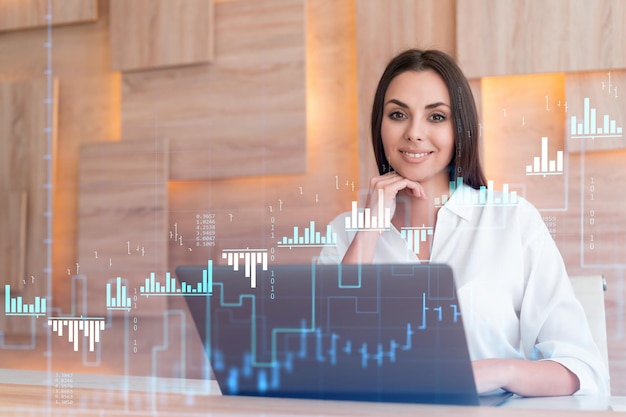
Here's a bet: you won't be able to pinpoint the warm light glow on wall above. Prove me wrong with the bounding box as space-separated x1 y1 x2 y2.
480 73 566 183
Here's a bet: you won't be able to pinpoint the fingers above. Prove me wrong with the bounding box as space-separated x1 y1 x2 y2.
369 172 426 200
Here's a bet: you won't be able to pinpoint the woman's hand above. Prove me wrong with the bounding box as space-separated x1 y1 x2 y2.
365 171 426 219
472 358 580 397
472 358 513 394
341 172 425 264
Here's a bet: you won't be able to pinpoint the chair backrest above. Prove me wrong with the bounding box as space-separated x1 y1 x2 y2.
569 275 609 368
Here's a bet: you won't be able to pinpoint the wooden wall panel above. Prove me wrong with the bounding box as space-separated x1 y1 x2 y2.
110 0 214 71
167 0 358 270
0 77 58 334
121 0 306 180
0 0 122 314
356 0 456 196
481 73 567 211
0 0 97 32
457 0 626 78
0 192 27 291
77 139 169 317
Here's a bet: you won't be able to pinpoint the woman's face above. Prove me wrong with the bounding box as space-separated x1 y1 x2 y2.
381 69 454 183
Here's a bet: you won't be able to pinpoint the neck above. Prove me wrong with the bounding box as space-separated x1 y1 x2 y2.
392 173 452 229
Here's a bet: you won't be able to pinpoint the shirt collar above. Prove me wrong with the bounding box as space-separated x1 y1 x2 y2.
440 183 476 221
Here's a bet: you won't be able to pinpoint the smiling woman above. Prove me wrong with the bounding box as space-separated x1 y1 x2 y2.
317 49 610 398
381 70 455 191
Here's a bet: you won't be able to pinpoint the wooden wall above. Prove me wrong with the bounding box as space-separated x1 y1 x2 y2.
457 0 626 78
0 0 97 32
0 0 624 397
109 0 214 71
0 77 58 334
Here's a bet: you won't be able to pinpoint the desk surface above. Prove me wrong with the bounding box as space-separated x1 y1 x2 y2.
0 370 623 416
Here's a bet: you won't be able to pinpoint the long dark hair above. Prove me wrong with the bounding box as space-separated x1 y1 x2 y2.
371 49 487 189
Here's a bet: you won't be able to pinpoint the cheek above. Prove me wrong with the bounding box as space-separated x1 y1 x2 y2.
380 120 401 147
437 129 455 160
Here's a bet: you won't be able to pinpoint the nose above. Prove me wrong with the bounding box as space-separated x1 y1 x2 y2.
405 118 423 141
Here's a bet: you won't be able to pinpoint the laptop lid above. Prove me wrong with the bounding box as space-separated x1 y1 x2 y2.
179 263 502 406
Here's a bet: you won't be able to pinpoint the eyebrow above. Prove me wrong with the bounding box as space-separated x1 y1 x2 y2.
384 99 451 110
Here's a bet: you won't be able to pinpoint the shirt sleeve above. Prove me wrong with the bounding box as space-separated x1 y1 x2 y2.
316 213 351 264
517 200 611 395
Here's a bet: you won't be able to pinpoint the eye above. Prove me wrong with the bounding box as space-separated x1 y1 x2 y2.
388 111 407 120
429 113 447 122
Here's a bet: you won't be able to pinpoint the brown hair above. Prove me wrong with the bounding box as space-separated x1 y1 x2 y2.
371 49 487 189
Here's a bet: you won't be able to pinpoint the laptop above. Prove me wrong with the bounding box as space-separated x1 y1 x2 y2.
178 263 512 406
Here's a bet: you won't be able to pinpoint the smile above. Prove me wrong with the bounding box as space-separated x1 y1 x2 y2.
401 151 432 158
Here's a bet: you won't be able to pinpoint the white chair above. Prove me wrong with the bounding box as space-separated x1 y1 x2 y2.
569 275 609 368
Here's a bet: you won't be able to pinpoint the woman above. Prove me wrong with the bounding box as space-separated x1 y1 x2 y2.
318 49 610 396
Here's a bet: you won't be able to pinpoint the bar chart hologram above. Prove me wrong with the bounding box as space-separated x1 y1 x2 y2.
277 221 337 248
525 137 564 176
222 249 268 289
434 177 519 207
106 277 131 311
140 260 213 296
400 226 434 257
48 317 105 352
570 97 623 139
345 189 391 231
4 284 46 317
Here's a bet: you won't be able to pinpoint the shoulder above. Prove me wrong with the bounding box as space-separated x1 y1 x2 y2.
446 185 545 230
327 211 351 229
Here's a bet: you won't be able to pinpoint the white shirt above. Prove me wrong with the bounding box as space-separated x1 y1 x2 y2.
317 184 610 395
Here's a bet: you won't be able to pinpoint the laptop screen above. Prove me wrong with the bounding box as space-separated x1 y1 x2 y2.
179 263 482 405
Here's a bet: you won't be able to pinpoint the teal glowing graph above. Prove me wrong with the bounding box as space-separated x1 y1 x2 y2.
434 177 519 207
140 260 213 296
525 137 564 176
48 317 105 352
345 189 391 231
277 221 337 248
570 97 623 139
106 277 131 311
4 284 46 317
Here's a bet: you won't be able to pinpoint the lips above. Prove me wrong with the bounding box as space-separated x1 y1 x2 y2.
401 150 432 158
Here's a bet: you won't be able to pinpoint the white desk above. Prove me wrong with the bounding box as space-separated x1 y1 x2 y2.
1 370 624 416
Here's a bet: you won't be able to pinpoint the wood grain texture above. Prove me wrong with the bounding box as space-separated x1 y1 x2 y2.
110 0 214 71
0 0 123 315
0 192 27 292
77 139 169 317
457 0 626 78
356 0 456 197
167 0 358 270
0 77 57 334
121 0 306 180
481 73 567 211
0 0 97 32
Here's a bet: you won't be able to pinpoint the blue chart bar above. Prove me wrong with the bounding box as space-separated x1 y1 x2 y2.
570 97 623 139
4 284 46 317
139 260 212 296
106 277 131 311
434 177 519 207
278 221 337 248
